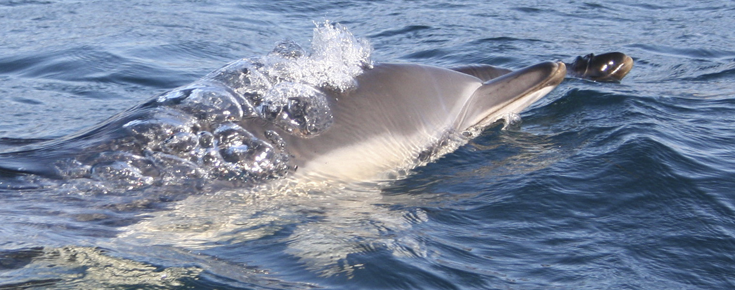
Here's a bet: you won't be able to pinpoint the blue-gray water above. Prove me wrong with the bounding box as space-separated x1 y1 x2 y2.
1 0 734 289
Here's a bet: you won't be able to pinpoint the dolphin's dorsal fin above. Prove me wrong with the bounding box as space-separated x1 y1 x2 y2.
451 65 512 82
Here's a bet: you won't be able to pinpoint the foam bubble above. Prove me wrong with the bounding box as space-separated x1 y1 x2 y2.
122 108 200 149
260 82 333 137
214 123 254 147
146 151 204 186
179 86 245 126
501 113 523 130
91 161 154 188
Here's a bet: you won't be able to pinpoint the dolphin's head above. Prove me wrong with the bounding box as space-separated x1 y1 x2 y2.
569 52 633 82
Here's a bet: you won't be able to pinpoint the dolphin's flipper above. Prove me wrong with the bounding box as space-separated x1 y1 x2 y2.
452 65 512 82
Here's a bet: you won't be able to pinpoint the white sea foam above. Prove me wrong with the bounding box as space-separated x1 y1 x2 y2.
260 21 373 92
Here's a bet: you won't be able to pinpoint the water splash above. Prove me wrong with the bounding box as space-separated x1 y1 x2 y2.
501 112 523 130
55 21 373 190
262 21 373 91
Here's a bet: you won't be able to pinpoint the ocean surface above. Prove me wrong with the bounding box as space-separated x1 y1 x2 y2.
1 0 734 289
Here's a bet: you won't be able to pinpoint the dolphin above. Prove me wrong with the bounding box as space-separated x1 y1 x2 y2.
0 61 566 186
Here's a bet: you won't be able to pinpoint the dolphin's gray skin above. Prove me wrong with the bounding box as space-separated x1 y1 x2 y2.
453 52 634 83
0 60 566 187
264 62 566 182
